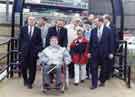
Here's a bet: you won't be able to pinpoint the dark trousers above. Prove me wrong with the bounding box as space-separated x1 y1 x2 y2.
106 58 114 79
86 60 91 79
21 53 37 85
68 62 74 78
90 54 108 87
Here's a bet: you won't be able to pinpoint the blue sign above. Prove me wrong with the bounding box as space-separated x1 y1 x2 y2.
114 0 122 16
15 0 23 12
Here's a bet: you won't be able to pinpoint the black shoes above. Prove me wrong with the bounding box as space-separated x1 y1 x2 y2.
42 89 50 95
24 81 33 89
24 81 28 86
80 80 85 83
99 82 105 87
74 83 79 86
27 84 32 89
90 82 105 90
90 86 97 90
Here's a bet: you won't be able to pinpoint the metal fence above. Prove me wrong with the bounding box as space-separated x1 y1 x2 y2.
114 40 131 88
0 37 20 80
0 38 10 80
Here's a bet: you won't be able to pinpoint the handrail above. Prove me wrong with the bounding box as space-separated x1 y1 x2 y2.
114 40 131 88
0 39 10 78
0 66 8 74
0 53 9 61
0 42 9 46
0 39 11 78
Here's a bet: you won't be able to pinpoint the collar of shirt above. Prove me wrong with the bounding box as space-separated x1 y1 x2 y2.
98 24 104 33
106 22 111 28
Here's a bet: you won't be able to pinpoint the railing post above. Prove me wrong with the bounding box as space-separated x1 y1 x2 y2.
7 40 10 78
127 66 131 88
124 41 127 81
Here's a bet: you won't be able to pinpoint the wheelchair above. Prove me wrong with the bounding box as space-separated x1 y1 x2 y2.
41 63 69 94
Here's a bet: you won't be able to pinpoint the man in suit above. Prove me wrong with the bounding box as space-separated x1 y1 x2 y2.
103 15 118 79
38 17 51 48
19 16 43 89
89 17 114 89
46 19 68 47
103 14 118 50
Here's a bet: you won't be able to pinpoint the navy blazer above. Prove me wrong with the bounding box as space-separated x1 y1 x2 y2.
89 26 114 58
45 26 68 47
109 23 119 52
19 26 43 59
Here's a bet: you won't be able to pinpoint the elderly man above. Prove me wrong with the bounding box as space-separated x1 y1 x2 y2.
19 16 43 89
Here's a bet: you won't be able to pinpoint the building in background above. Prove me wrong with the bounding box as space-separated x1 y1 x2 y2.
0 0 135 35
0 0 88 24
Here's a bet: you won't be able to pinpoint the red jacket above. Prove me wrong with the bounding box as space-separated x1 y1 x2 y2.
70 36 89 64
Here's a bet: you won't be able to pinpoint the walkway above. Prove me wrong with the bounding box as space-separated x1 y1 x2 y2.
0 72 135 97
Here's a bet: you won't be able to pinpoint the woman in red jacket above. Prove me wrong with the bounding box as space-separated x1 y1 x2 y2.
70 27 89 85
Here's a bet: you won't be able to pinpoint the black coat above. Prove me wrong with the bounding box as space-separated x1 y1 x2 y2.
109 23 119 52
89 26 115 60
45 26 68 47
19 26 43 62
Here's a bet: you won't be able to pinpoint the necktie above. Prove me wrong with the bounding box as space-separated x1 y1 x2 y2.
57 28 60 36
29 26 32 38
57 28 60 33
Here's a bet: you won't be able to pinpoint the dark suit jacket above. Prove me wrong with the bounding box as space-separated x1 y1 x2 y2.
19 26 43 61
45 26 68 47
109 23 119 52
89 26 114 59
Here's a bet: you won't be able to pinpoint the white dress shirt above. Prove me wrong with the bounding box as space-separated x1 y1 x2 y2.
28 26 34 37
97 24 104 41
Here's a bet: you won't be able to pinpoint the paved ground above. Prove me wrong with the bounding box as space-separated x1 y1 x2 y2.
0 36 10 44
0 36 135 97
0 72 135 97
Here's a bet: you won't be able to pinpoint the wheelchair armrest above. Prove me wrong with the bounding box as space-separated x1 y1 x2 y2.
47 64 57 74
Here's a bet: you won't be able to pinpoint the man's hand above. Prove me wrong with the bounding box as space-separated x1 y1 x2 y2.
88 53 91 58
109 54 114 59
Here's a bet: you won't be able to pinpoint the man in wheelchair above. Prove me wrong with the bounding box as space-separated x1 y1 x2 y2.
38 36 71 94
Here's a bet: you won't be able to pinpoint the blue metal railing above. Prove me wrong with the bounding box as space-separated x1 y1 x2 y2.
114 40 131 88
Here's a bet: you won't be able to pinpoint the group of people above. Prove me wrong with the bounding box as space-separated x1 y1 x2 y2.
19 14 118 94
